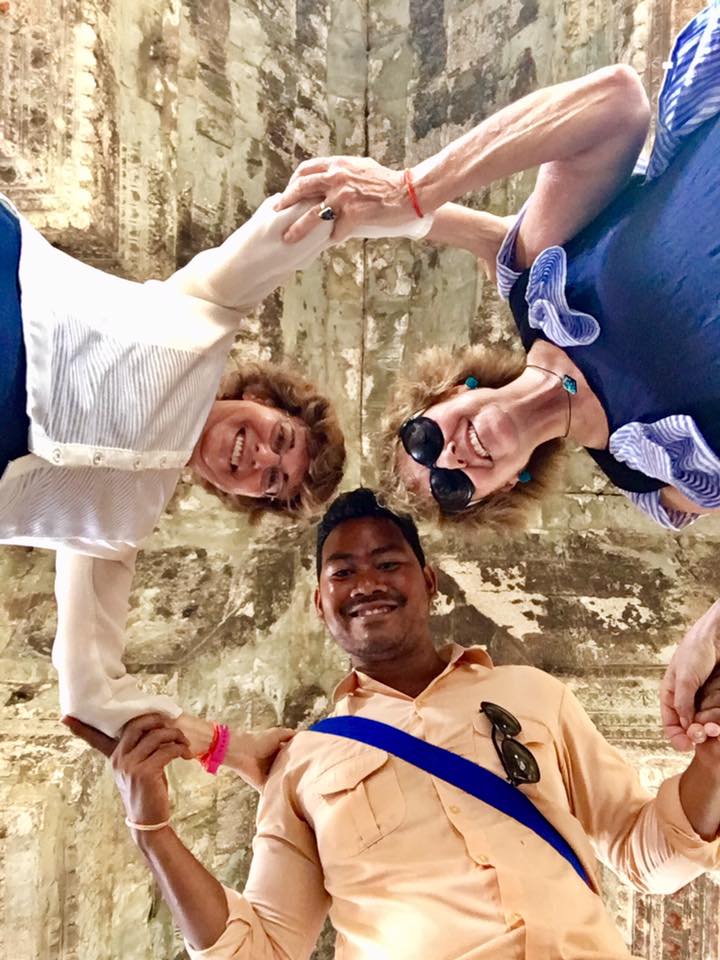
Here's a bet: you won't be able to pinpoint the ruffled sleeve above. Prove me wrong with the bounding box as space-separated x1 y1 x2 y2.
495 199 530 300
609 414 720 528
495 204 601 347
646 2 720 181
625 489 698 531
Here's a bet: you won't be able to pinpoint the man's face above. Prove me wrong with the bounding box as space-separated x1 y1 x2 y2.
315 516 437 663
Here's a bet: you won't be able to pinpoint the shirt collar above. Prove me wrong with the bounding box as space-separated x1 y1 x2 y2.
331 643 494 703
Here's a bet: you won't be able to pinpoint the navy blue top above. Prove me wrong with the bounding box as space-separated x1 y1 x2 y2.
509 113 720 493
0 201 29 473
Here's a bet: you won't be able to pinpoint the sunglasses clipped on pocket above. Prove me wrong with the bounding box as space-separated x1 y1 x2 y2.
398 416 476 514
479 701 540 787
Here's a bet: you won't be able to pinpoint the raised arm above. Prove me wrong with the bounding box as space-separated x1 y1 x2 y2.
277 64 650 260
66 715 329 959
53 547 294 774
558 683 720 893
421 203 516 281
165 194 334 312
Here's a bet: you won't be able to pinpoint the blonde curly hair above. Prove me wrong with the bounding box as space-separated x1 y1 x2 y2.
195 360 346 520
379 344 565 533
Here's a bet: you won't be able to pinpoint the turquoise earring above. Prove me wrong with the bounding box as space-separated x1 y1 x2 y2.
518 469 532 484
465 376 479 389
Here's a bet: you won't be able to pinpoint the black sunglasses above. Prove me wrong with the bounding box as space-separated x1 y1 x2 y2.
480 701 540 787
398 416 475 514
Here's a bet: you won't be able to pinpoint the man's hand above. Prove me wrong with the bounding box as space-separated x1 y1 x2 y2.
226 727 295 791
661 601 720 750
63 713 193 827
687 665 720 753
276 157 410 244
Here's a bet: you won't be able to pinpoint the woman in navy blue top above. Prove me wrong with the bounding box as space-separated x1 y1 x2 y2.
277 5 720 753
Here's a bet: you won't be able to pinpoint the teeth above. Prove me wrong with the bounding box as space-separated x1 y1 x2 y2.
352 605 395 618
230 430 245 470
467 423 491 461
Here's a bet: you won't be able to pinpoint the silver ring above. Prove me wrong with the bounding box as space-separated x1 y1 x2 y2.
319 204 336 221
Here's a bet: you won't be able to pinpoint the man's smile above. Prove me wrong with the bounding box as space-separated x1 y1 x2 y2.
343 595 404 620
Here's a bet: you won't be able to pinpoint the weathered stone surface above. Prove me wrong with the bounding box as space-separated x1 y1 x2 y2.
1 1 719 959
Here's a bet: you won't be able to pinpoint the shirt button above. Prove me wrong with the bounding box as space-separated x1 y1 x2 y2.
92 451 104 465
506 912 523 929
159 456 167 467
52 448 62 464
449 805 461 815
476 854 490 866
133 457 142 470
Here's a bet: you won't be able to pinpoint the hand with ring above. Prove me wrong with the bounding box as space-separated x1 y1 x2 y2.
275 156 412 244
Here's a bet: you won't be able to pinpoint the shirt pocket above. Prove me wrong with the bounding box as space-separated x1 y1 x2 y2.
310 747 406 860
471 710 551 784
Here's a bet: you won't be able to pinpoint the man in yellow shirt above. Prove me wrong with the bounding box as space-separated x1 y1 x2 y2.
70 488 720 959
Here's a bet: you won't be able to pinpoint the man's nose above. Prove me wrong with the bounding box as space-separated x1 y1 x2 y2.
350 572 389 596
252 443 280 469
435 439 466 469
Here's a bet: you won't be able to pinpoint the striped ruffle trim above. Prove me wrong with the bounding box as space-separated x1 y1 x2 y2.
626 490 698 531
609 414 720 528
647 1 720 180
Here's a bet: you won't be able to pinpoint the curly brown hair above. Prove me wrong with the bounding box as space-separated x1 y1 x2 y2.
194 360 346 520
379 344 566 533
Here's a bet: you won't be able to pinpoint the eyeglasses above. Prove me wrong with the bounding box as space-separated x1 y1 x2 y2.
398 415 476 514
480 701 540 787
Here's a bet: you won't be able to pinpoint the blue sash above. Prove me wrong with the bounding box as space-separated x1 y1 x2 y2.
311 715 592 888
0 201 29 472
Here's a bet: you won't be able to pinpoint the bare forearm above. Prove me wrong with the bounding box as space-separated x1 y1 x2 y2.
425 203 513 261
134 827 230 951
412 65 648 211
679 758 720 841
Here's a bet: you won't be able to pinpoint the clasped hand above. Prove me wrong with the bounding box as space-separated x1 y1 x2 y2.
63 713 295 827
661 601 720 751
275 156 409 244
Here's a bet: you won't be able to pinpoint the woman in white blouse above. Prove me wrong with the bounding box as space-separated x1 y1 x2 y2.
0 191 354 766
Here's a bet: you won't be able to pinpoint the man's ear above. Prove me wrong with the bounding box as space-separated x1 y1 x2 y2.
314 585 325 621
423 564 438 599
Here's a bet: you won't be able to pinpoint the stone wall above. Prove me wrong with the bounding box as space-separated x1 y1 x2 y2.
1 1 719 958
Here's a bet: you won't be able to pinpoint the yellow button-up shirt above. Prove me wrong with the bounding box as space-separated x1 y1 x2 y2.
188 645 720 960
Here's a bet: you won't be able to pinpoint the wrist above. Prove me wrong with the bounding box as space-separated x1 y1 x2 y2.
409 153 457 216
132 823 175 854
175 713 214 758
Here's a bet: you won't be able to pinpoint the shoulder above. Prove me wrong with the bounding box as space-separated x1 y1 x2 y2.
480 664 568 721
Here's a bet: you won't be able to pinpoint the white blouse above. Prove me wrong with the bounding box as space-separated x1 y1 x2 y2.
1 192 433 736
0 193 335 553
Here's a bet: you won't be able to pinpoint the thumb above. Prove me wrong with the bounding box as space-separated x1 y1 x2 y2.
673 669 700 730
270 727 296 747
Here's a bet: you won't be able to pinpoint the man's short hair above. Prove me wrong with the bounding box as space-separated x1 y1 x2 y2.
316 488 426 576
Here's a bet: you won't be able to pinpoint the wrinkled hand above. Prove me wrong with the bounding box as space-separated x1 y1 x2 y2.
276 156 409 244
227 727 295 790
661 601 720 750
63 713 193 827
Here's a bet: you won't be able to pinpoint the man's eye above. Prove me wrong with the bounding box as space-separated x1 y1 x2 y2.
331 569 351 579
378 561 400 571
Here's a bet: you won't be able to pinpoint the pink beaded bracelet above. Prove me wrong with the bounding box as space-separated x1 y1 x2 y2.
199 723 230 775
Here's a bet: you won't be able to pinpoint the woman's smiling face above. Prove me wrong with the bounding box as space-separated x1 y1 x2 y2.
396 385 536 506
190 399 310 501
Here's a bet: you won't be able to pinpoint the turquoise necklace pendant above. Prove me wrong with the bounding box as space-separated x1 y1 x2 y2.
561 375 578 395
